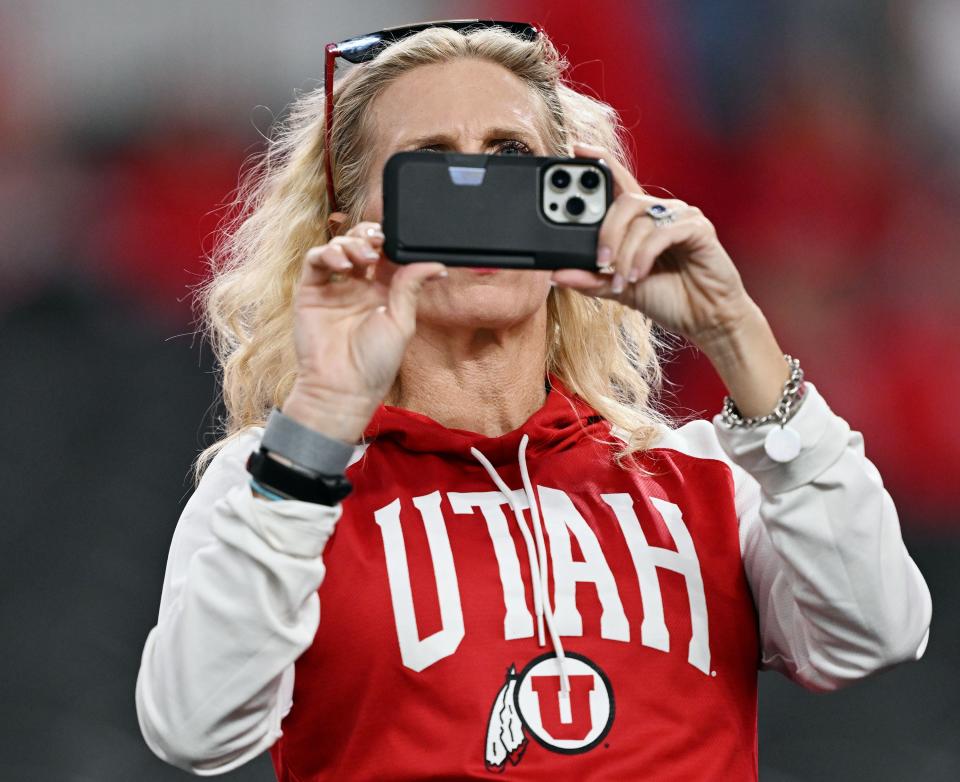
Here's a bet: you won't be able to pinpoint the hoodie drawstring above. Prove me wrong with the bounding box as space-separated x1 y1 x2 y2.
470 434 571 695
471 446 546 645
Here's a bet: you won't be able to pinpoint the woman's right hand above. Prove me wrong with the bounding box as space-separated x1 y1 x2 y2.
281 221 447 442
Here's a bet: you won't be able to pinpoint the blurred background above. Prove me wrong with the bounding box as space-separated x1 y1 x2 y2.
1 0 957 779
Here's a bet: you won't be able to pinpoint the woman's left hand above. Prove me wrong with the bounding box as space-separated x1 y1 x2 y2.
550 143 758 350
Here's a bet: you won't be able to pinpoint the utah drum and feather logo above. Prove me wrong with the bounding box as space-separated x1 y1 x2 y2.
484 652 615 772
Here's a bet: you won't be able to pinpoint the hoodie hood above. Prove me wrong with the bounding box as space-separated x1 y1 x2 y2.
361 371 609 466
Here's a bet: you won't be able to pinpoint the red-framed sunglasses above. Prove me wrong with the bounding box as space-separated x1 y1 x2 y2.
323 19 540 213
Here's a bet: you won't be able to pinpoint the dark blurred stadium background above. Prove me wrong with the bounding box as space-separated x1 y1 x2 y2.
1 1 957 779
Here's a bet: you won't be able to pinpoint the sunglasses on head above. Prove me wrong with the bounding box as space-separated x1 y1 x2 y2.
323 19 541 212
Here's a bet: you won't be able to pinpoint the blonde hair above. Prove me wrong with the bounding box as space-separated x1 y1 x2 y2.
194 25 677 482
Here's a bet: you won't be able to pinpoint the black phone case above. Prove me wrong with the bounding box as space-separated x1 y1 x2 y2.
382 152 612 270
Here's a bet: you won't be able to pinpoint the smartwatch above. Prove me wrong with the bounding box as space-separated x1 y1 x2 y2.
246 448 353 506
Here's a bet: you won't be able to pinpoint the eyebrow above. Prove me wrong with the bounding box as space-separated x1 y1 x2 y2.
399 127 540 150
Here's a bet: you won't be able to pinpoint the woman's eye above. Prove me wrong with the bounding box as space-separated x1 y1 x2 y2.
496 140 533 156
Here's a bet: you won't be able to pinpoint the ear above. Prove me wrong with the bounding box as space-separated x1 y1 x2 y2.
327 211 350 237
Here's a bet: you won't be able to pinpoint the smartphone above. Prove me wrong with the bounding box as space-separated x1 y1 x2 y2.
382 151 612 270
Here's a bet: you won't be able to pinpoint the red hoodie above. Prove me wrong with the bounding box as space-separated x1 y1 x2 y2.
269 372 760 780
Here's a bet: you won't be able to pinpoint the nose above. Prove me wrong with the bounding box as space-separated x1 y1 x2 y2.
435 130 488 156
454 139 485 155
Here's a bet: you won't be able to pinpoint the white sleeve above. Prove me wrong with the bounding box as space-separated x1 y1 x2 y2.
135 428 350 775
715 382 932 692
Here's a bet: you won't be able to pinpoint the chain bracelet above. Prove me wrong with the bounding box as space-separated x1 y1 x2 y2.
720 354 806 428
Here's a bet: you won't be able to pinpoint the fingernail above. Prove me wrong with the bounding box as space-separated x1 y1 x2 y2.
366 228 385 239
362 249 379 260
597 246 612 269
335 258 352 269
549 280 558 287
611 273 625 294
430 270 448 280
628 267 640 283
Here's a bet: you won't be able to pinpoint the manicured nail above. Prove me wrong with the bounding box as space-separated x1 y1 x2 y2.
366 228 385 239
628 267 640 283
611 273 625 294
362 249 379 260
597 247 612 269
334 257 352 269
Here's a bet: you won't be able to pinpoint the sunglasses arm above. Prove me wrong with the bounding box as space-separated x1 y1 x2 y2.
324 43 340 213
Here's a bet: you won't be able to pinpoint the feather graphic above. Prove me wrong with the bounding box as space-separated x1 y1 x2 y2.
484 665 527 772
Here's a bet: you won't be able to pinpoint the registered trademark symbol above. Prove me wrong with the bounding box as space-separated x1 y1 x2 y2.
711 670 717 677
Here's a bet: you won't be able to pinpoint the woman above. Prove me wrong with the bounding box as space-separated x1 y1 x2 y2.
135 22 931 781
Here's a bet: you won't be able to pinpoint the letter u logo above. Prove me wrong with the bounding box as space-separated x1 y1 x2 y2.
530 675 595 741
513 652 615 754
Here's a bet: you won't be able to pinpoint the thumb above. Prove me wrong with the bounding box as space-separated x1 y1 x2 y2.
386 262 448 333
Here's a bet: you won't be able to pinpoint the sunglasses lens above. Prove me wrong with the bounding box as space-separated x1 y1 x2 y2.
336 34 385 64
334 21 537 66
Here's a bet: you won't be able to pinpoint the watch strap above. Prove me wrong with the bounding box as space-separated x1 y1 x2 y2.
260 407 357 476
246 448 353 506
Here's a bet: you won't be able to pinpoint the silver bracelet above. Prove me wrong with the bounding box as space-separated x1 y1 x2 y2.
719 354 808 462
720 354 805 428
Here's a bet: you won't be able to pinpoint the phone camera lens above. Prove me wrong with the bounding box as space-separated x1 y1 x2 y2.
580 170 601 190
565 196 586 217
550 169 571 189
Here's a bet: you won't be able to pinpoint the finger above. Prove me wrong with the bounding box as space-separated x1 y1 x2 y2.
596 193 687 269
550 269 627 303
550 268 609 291
572 142 643 198
618 215 658 283
596 193 651 271
303 243 353 285
631 216 713 300
629 214 715 284
330 236 382 267
552 218 693 298
620 204 696 283
345 221 385 245
384 262 448 334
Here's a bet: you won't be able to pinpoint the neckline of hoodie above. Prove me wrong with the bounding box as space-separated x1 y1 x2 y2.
359 372 608 465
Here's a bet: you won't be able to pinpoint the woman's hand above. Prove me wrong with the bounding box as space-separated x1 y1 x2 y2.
282 222 447 441
550 143 758 351
553 143 794 418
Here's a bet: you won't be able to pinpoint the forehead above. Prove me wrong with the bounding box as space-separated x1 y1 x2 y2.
368 58 547 148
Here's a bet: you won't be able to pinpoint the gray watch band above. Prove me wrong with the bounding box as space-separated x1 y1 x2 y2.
260 407 356 476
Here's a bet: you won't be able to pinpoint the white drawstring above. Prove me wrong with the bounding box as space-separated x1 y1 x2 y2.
470 434 571 695
470 447 545 645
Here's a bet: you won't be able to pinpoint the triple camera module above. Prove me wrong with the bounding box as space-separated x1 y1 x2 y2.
542 164 607 225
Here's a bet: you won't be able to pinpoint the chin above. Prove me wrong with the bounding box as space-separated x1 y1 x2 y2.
415 267 551 326
421 282 546 328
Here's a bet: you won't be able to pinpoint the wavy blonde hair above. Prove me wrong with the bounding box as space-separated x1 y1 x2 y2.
194 25 677 482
